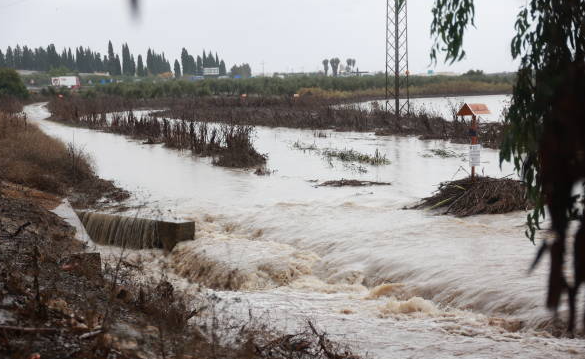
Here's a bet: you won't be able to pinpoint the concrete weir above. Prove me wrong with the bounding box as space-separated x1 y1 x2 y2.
76 211 195 251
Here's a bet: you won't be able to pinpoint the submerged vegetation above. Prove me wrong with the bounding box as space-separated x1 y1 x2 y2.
49 95 506 149
423 148 464 159
317 179 392 187
322 148 390 166
414 176 532 216
292 140 390 167
47 103 266 168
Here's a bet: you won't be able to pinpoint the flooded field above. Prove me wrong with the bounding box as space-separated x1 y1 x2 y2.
26 100 585 358
355 94 511 123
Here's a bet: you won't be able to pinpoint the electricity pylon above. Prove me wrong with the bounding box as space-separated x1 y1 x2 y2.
385 0 410 120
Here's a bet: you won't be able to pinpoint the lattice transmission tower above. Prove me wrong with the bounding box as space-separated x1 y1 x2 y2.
385 0 410 120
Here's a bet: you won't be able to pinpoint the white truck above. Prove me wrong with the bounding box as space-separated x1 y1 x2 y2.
50 76 81 89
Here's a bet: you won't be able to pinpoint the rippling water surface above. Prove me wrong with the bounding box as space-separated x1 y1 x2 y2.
26 101 585 359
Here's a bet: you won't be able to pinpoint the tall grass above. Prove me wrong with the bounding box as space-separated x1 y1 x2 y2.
0 112 94 194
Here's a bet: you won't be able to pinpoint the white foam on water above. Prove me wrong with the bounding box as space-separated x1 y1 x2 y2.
28 101 585 359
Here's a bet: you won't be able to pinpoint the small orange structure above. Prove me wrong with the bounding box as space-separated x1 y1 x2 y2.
456 103 491 179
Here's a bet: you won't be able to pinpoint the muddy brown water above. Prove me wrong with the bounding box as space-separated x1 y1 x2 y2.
27 102 585 359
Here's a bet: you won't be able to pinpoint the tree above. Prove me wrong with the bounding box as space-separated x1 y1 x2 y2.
0 50 5 68
122 43 135 76
174 59 181 78
322 59 329 76
5 47 14 68
136 55 145 77
107 40 116 75
219 60 227 76
196 56 202 75
130 54 136 76
230 63 252 78
0 68 29 99
114 54 122 76
431 0 585 332
329 58 340 76
181 48 190 74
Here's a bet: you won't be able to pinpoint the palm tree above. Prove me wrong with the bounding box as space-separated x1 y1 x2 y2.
330 58 340 77
322 59 329 76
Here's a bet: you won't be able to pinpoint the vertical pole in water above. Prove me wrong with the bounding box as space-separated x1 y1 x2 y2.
394 0 401 121
471 114 478 179
385 0 410 125
385 0 390 115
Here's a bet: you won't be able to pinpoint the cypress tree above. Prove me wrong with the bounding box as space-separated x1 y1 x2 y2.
146 49 152 75
107 40 116 75
137 55 145 77
181 48 190 75
130 54 136 76
215 53 219 68
6 47 14 68
174 59 181 78
196 56 202 75
114 54 122 76
122 43 134 76
67 48 74 69
0 50 5 68
219 60 226 76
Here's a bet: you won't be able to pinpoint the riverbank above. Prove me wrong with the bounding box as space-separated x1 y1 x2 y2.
0 111 128 207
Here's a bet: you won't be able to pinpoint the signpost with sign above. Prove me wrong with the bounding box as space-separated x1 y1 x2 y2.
456 103 491 179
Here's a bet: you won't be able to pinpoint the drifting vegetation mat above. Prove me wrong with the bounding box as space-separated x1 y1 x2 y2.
414 176 532 216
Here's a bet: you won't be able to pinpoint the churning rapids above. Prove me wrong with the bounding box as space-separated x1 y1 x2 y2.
25 101 585 358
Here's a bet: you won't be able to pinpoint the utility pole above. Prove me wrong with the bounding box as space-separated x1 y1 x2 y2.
385 0 410 122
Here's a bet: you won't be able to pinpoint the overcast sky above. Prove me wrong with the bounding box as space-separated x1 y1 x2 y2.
0 0 524 75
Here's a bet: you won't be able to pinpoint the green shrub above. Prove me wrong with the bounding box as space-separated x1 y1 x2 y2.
0 68 29 99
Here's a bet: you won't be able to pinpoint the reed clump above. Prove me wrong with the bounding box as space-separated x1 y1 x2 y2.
323 148 390 166
415 176 532 216
52 107 266 169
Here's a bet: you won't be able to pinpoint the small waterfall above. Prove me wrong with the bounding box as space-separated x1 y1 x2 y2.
76 211 195 251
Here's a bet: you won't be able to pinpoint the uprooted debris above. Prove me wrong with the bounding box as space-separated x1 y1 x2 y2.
254 321 360 359
413 176 532 216
317 179 392 187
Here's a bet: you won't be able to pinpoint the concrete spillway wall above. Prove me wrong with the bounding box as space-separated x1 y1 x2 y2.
76 211 195 251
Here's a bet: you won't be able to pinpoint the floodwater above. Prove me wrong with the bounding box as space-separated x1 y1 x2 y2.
26 100 585 358
354 94 511 123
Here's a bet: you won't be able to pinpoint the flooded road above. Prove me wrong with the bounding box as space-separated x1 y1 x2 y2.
26 102 585 358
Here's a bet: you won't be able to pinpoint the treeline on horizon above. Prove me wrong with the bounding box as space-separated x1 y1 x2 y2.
0 42 232 77
85 71 515 99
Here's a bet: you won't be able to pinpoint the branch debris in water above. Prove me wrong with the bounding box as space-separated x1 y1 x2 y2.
414 176 532 216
